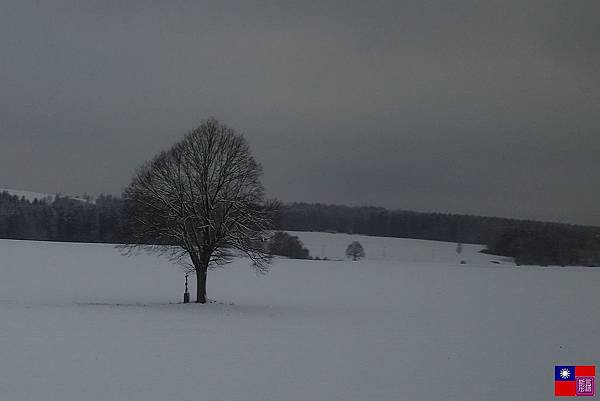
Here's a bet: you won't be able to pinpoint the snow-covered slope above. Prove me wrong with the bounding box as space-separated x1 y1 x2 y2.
287 230 512 265
0 187 55 202
0 187 89 203
0 237 598 401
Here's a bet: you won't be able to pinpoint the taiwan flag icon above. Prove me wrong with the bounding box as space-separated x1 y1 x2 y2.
555 365 595 396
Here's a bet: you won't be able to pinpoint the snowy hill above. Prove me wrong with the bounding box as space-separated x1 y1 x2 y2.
0 236 597 401
287 230 513 265
0 187 90 203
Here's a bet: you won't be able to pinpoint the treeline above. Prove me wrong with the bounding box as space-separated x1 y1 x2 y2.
486 225 600 266
0 192 125 243
279 203 600 266
1 192 600 266
278 203 511 244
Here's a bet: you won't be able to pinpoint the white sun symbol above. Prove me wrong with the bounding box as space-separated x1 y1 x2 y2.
560 368 571 379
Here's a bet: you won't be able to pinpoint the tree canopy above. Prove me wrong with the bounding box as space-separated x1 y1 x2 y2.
121 118 278 302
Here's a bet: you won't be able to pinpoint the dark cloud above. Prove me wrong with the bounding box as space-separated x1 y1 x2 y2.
1 1 599 224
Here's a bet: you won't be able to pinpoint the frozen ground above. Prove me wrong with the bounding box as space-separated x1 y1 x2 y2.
0 235 599 401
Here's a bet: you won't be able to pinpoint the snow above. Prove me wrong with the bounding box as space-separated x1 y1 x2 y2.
0 187 90 203
0 235 599 401
286 230 512 265
0 187 55 203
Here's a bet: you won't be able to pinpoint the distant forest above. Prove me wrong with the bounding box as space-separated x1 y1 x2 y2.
279 203 600 267
1 191 600 267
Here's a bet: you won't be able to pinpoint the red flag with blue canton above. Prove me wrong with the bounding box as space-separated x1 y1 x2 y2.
555 365 595 396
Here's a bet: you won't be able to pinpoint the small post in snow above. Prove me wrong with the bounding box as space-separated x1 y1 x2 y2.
183 273 190 304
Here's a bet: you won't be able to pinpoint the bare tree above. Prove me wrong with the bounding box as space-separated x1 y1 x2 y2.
121 118 278 303
346 241 365 261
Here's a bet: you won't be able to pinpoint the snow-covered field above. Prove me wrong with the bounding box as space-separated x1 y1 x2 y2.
0 234 599 401
0 187 55 203
287 230 512 265
0 187 89 203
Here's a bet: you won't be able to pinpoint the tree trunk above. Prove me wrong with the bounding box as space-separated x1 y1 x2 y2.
196 266 207 303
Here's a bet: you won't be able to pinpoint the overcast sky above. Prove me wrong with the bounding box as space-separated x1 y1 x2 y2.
1 1 599 225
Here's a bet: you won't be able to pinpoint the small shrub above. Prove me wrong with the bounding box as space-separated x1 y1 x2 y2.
268 232 311 259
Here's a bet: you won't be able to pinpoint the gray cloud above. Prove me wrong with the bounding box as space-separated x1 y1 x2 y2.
1 0 599 224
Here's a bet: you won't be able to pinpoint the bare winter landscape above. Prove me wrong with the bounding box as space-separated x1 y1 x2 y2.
2 1 600 400
1 232 599 401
